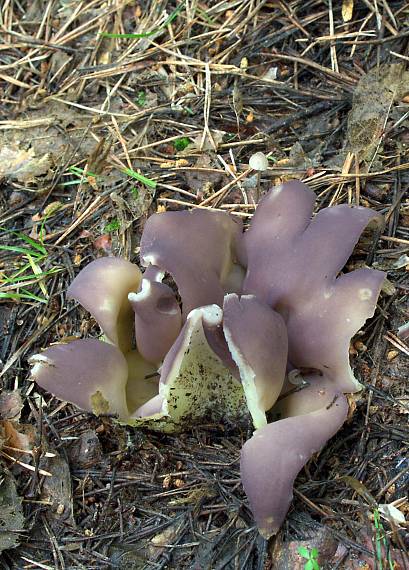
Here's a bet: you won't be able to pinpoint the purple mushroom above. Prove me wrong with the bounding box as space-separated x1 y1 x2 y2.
140 209 245 317
243 180 385 392
222 294 288 429
67 257 142 352
29 179 386 538
29 339 130 419
128 276 182 364
241 375 348 538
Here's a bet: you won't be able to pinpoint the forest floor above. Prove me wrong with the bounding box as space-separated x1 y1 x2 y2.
0 1 408 569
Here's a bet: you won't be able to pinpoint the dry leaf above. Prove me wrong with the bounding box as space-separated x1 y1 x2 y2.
342 0 354 22
0 391 23 422
0 100 112 180
0 420 35 458
347 64 409 159
93 233 112 253
379 504 406 526
232 79 243 117
148 523 180 559
287 141 314 170
270 525 339 570
0 467 25 554
0 145 51 182
40 451 75 527
87 138 111 175
183 153 225 194
189 130 224 152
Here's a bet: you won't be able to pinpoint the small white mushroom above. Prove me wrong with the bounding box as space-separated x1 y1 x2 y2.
249 152 268 199
249 151 269 171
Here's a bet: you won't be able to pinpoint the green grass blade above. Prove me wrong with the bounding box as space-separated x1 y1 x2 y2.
0 227 46 256
99 31 157 39
122 166 156 189
0 245 43 257
373 509 384 570
0 290 48 303
161 0 186 27
15 232 46 254
3 259 42 281
2 268 61 284
68 165 98 177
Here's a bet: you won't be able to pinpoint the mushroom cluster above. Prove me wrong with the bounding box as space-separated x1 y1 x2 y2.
30 180 385 537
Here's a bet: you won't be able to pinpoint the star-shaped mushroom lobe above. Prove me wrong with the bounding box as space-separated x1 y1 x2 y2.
140 209 244 317
128 272 182 364
243 180 385 391
240 375 348 538
130 304 248 432
222 294 288 429
30 339 130 419
67 257 142 352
